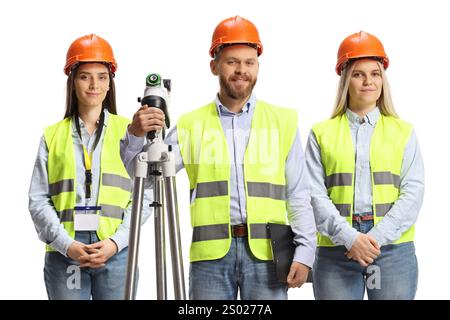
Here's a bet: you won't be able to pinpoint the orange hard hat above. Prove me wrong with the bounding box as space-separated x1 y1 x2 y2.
64 34 117 75
335 31 389 75
209 15 263 58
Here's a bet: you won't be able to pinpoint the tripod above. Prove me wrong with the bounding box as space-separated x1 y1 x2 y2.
124 131 186 300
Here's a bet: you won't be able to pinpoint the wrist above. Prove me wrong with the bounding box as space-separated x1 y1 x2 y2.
344 229 360 251
109 238 119 254
128 125 139 137
367 227 384 247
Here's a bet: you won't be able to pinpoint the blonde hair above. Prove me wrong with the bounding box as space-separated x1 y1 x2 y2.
331 60 399 118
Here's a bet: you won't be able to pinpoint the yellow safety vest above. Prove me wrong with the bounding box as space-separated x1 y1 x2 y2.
312 113 415 246
43 114 132 252
177 101 297 261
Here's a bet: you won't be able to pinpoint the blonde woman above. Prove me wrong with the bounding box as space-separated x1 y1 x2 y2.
305 31 424 299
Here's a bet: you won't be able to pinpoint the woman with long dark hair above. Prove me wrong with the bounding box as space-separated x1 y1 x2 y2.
28 34 163 299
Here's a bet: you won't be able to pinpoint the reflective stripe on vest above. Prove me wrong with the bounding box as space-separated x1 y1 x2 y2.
312 113 414 247
43 114 132 252
191 223 272 242
178 101 298 262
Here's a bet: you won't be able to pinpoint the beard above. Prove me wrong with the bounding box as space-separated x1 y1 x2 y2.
219 73 257 100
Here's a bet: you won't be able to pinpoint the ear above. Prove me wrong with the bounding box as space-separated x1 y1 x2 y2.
210 59 218 76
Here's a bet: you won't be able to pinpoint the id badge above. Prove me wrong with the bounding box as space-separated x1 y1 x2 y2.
74 206 101 231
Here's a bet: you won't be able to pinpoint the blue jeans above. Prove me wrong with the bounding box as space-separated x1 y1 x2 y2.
44 231 130 300
313 216 418 300
189 237 287 300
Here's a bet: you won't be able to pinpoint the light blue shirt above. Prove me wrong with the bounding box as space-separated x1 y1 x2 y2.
120 94 317 268
28 110 152 256
305 107 424 250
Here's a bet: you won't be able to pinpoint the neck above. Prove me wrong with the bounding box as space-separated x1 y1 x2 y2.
348 104 376 118
218 92 250 113
78 105 102 135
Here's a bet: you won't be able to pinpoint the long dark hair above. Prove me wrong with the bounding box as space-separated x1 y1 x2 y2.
63 63 117 119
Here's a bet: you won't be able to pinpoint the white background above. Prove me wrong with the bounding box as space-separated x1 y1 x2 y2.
0 0 448 300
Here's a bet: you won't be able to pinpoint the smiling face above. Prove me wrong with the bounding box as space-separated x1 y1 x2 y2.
74 63 110 110
211 44 259 103
348 59 383 112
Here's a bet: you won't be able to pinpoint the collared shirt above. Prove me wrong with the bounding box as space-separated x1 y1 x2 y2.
28 109 152 256
120 94 317 268
305 107 424 249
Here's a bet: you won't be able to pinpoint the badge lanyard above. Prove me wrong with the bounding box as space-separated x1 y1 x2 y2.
82 145 93 200
74 109 105 206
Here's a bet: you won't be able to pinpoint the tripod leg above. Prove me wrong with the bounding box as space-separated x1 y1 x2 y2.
124 152 148 300
154 172 167 299
124 176 145 300
164 176 186 300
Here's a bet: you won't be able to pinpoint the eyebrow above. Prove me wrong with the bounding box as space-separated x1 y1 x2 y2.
224 57 257 63
353 69 381 73
78 71 109 75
